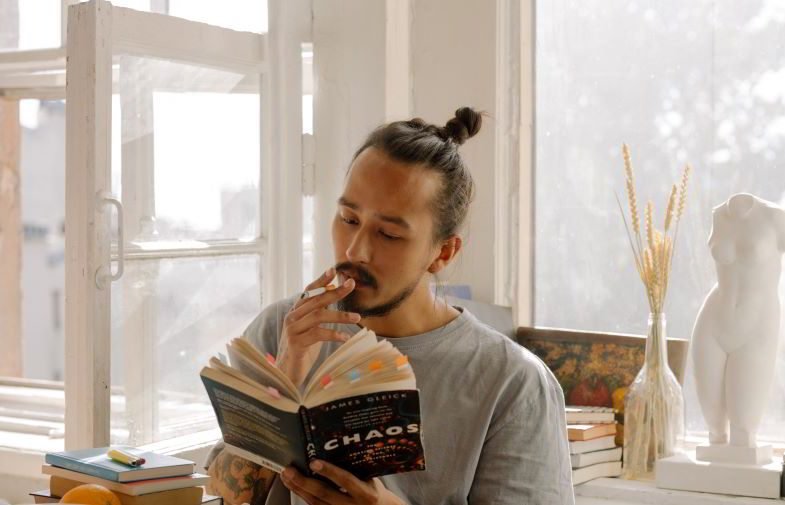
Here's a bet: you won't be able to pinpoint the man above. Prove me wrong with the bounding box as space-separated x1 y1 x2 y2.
206 108 574 505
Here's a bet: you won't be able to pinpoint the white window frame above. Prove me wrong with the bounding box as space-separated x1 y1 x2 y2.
65 0 305 450
495 0 534 327
0 0 309 470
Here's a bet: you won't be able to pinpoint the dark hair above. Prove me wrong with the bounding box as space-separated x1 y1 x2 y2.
351 107 482 242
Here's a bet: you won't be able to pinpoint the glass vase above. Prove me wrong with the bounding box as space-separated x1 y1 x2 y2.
622 312 685 480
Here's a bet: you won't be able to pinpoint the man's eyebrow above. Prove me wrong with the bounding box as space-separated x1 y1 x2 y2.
338 197 358 209
338 197 412 230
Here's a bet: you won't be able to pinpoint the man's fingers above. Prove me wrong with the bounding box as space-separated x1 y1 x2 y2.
309 460 373 501
291 278 357 317
304 267 336 292
291 328 352 348
280 467 350 505
316 328 353 344
288 309 361 336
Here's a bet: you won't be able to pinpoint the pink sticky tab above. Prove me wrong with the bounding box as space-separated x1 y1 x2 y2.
266 386 280 399
265 353 276 365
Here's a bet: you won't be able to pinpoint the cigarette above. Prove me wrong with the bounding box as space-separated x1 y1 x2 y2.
299 284 336 300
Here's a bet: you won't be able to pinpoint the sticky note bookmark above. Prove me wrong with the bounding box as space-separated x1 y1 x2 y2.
369 360 383 372
395 356 410 370
320 375 334 390
266 386 281 399
265 353 276 366
349 370 361 383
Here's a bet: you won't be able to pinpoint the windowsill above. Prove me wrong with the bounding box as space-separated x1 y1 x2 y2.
575 477 783 505
0 429 221 479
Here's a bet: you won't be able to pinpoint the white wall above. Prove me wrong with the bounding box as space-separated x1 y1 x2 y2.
312 0 388 274
312 0 500 303
410 0 497 303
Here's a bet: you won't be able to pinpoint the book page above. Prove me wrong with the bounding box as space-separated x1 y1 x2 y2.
201 366 301 413
226 347 299 401
227 338 301 401
303 341 400 398
303 328 378 393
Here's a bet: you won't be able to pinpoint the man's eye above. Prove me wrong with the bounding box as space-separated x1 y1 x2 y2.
380 230 400 240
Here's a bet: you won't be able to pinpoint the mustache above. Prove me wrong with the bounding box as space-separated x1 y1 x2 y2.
334 262 378 289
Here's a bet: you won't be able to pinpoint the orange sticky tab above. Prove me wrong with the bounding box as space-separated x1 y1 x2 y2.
265 353 276 366
395 356 409 370
320 375 333 389
369 360 383 372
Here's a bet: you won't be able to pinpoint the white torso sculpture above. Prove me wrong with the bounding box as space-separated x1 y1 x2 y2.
692 193 785 452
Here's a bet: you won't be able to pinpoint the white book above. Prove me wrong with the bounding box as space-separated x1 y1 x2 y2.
41 465 208 496
570 446 622 469
569 435 616 454
566 406 615 424
572 461 622 485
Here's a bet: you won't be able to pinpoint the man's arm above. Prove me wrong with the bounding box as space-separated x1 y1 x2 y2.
468 369 575 505
206 449 277 505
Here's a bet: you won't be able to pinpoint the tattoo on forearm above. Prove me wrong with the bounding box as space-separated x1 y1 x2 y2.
251 469 277 505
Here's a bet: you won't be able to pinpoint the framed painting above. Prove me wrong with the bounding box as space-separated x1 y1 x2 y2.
516 326 689 410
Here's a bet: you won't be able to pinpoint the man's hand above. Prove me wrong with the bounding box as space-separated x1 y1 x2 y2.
279 460 406 505
277 267 361 387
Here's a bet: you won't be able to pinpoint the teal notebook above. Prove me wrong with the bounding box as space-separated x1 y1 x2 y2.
44 446 195 483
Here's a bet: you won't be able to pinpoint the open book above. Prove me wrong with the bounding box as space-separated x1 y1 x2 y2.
200 328 425 481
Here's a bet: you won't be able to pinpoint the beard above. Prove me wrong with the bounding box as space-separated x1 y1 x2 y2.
335 262 420 318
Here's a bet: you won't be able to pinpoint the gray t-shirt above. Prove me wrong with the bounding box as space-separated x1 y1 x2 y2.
207 298 574 505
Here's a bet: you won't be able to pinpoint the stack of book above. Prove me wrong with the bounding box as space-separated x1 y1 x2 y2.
31 447 217 505
566 406 622 485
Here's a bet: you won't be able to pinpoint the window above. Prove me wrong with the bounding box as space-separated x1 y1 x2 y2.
108 56 264 446
0 0 308 457
535 0 785 442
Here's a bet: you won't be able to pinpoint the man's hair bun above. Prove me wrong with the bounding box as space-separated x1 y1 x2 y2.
443 107 482 145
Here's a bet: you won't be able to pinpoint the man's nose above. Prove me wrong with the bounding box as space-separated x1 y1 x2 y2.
346 228 372 264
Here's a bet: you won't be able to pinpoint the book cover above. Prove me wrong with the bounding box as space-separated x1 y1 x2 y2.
41 465 209 496
567 423 617 441
572 460 622 485
565 406 615 424
568 435 617 455
33 486 219 505
570 446 622 469
49 476 204 505
201 328 426 481
44 447 195 482
306 391 425 480
201 373 308 473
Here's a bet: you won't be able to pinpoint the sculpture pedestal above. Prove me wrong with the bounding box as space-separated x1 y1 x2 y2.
656 451 782 499
696 443 772 465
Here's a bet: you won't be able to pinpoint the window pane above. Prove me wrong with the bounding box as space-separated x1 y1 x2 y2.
110 255 262 445
20 100 65 382
113 56 260 243
536 0 785 441
17 0 60 50
168 0 268 33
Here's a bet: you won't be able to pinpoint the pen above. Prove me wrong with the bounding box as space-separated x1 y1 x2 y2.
107 448 146 467
299 284 336 300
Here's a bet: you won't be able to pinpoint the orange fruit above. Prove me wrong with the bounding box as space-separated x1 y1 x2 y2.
60 484 122 505
612 387 627 413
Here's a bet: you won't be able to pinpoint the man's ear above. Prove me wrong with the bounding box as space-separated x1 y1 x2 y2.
428 235 462 273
